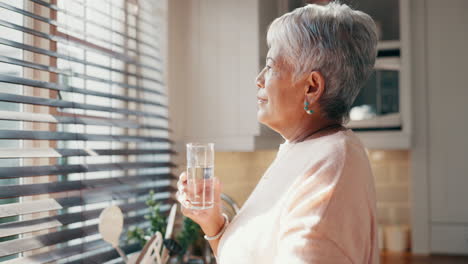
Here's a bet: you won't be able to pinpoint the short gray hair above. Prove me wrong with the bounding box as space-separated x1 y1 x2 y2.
267 2 378 122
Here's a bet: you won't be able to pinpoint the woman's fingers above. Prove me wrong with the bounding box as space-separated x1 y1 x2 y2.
177 171 222 222
176 190 192 209
177 181 187 193
177 172 190 196
180 171 187 183
180 203 208 217
177 172 186 188
176 171 188 209
178 175 212 196
213 177 222 202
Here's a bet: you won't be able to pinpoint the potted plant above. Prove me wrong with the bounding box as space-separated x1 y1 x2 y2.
127 190 203 263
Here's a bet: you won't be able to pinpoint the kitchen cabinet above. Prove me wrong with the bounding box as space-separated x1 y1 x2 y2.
425 0 468 255
410 0 468 255
168 0 260 152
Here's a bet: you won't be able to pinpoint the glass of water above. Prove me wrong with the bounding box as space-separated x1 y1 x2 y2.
186 143 215 210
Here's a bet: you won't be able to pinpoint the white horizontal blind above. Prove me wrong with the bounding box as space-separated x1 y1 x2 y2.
0 0 174 263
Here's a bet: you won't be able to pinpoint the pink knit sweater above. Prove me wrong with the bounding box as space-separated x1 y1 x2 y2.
217 128 379 264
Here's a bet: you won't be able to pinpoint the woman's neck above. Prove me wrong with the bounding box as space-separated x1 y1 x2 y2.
281 117 342 143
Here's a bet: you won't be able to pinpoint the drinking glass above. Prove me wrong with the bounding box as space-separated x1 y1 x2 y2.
186 143 215 210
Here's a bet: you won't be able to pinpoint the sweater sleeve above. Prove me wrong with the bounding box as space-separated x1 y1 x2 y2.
275 233 352 264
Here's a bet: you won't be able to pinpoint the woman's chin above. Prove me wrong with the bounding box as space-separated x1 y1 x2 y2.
256 110 270 126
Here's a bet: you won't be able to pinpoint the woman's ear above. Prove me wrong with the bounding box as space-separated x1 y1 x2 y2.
305 71 325 101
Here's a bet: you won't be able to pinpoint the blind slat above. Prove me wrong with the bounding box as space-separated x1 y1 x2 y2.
0 173 174 199
0 217 63 239
54 185 175 209
31 0 152 32
53 0 159 40
0 185 175 220
0 92 167 119
27 0 161 53
0 110 170 131
0 198 62 218
0 1 158 61
0 199 172 238
0 37 165 93
66 243 142 264
0 162 175 178
101 0 158 29
0 213 163 258
0 1 161 61
6 239 107 264
0 19 162 72
0 59 165 104
0 147 174 158
0 130 170 143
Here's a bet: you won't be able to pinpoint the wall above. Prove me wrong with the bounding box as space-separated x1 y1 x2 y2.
369 150 411 226
215 149 411 226
410 0 468 255
412 0 468 255
215 151 277 206
168 0 260 153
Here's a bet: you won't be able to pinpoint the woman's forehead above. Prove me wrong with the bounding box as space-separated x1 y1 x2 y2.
266 48 282 64
266 46 277 56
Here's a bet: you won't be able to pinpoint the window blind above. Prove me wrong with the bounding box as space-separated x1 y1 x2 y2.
0 0 175 263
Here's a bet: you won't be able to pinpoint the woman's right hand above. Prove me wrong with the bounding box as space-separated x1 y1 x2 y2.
176 172 226 237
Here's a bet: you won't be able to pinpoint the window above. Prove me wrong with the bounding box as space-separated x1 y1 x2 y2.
0 0 173 262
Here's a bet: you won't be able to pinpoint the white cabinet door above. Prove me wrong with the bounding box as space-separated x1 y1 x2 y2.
431 224 468 255
427 0 468 224
183 0 260 150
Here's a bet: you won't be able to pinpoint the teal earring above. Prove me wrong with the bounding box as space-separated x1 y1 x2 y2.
304 101 314 115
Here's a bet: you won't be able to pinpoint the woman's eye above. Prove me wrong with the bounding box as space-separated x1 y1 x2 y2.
265 65 272 71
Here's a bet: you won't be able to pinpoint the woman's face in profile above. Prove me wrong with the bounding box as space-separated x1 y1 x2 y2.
256 48 305 132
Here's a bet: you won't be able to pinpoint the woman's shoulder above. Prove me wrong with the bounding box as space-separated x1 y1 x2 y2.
293 128 366 161
283 128 371 193
282 128 374 215
272 128 370 199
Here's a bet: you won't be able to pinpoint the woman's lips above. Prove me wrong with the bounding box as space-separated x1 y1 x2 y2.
257 97 268 104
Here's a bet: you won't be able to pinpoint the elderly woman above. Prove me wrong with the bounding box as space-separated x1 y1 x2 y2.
177 2 379 263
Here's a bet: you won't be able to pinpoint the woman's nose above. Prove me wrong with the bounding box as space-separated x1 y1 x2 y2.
256 70 265 89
